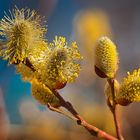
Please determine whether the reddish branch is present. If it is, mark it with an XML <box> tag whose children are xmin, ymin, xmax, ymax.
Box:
<box><xmin>112</xmin><ymin>107</ymin><xmax>122</xmax><ymax>140</ymax></box>
<box><xmin>15</xmin><ymin>58</ymin><xmax>118</xmax><ymax>140</ymax></box>
<box><xmin>52</xmin><ymin>90</ymin><xmax>117</xmax><ymax>140</ymax></box>
<box><xmin>107</xmin><ymin>79</ymin><xmax>123</xmax><ymax>140</ymax></box>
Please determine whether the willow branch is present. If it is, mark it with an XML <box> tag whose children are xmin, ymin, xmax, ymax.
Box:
<box><xmin>15</xmin><ymin>58</ymin><xmax>117</xmax><ymax>140</ymax></box>
<box><xmin>107</xmin><ymin>79</ymin><xmax>123</xmax><ymax>140</ymax></box>
<box><xmin>52</xmin><ymin>90</ymin><xmax>117</xmax><ymax>140</ymax></box>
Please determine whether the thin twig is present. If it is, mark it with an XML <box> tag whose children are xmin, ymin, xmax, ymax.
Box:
<box><xmin>112</xmin><ymin>106</ymin><xmax>123</xmax><ymax>140</ymax></box>
<box><xmin>52</xmin><ymin>90</ymin><xmax>117</xmax><ymax>140</ymax></box>
<box><xmin>47</xmin><ymin>103</ymin><xmax>77</xmax><ymax>121</ymax></box>
<box><xmin>12</xmin><ymin>58</ymin><xmax>35</xmax><ymax>72</ymax></box>
<box><xmin>52</xmin><ymin>90</ymin><xmax>82</xmax><ymax>120</ymax></box>
<box><xmin>107</xmin><ymin>79</ymin><xmax>123</xmax><ymax>140</ymax></box>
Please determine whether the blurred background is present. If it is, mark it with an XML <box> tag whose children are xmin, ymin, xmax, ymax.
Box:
<box><xmin>0</xmin><ymin>0</ymin><xmax>140</xmax><ymax>139</ymax></box>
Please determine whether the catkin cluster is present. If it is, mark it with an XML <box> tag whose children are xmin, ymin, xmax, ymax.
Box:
<box><xmin>0</xmin><ymin>7</ymin><xmax>82</xmax><ymax>107</ymax></box>
<box><xmin>94</xmin><ymin>36</ymin><xmax>140</xmax><ymax>106</ymax></box>
<box><xmin>1</xmin><ymin>7</ymin><xmax>140</xmax><ymax>108</ymax></box>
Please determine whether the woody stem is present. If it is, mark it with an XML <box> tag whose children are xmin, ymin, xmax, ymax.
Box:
<box><xmin>107</xmin><ymin>79</ymin><xmax>123</xmax><ymax>140</ymax></box>
<box><xmin>52</xmin><ymin>90</ymin><xmax>117</xmax><ymax>140</ymax></box>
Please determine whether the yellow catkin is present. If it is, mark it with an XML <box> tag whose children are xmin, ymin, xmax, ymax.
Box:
<box><xmin>16</xmin><ymin>41</ymin><xmax>49</xmax><ymax>82</ymax></box>
<box><xmin>16</xmin><ymin>36</ymin><xmax>82</xmax><ymax>90</ymax></box>
<box><xmin>116</xmin><ymin>69</ymin><xmax>140</xmax><ymax>102</ymax></box>
<box><xmin>94</xmin><ymin>36</ymin><xmax>118</xmax><ymax>78</ymax></box>
<box><xmin>16</xmin><ymin>63</ymin><xmax>36</xmax><ymax>82</ymax></box>
<box><xmin>28</xmin><ymin>41</ymin><xmax>49</xmax><ymax>70</ymax></box>
<box><xmin>37</xmin><ymin>36</ymin><xmax>82</xmax><ymax>89</ymax></box>
<box><xmin>31</xmin><ymin>79</ymin><xmax>60</xmax><ymax>107</ymax></box>
<box><xmin>0</xmin><ymin>7</ymin><xmax>46</xmax><ymax>64</ymax></box>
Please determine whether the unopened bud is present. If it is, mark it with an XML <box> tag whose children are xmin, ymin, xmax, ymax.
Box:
<box><xmin>104</xmin><ymin>79</ymin><xmax>120</xmax><ymax>107</ymax></box>
<box><xmin>94</xmin><ymin>37</ymin><xmax>119</xmax><ymax>78</ymax></box>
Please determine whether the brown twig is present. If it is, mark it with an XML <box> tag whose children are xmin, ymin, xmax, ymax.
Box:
<box><xmin>47</xmin><ymin>103</ymin><xmax>77</xmax><ymax>121</ymax></box>
<box><xmin>52</xmin><ymin>90</ymin><xmax>117</xmax><ymax>140</ymax></box>
<box><xmin>112</xmin><ymin>106</ymin><xmax>123</xmax><ymax>140</ymax></box>
<box><xmin>12</xmin><ymin>58</ymin><xmax>35</xmax><ymax>72</ymax></box>
<box><xmin>107</xmin><ymin>79</ymin><xmax>123</xmax><ymax>140</ymax></box>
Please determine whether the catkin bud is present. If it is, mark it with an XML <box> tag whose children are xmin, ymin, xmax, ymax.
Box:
<box><xmin>94</xmin><ymin>37</ymin><xmax>119</xmax><ymax>78</ymax></box>
<box><xmin>31</xmin><ymin>79</ymin><xmax>60</xmax><ymax>108</ymax></box>
<box><xmin>104</xmin><ymin>80</ymin><xmax>120</xmax><ymax>107</ymax></box>
<box><xmin>116</xmin><ymin>69</ymin><xmax>140</xmax><ymax>106</ymax></box>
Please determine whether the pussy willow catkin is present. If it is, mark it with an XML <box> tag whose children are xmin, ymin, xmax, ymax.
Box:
<box><xmin>94</xmin><ymin>36</ymin><xmax>118</xmax><ymax>78</ymax></box>
<box><xmin>31</xmin><ymin>79</ymin><xmax>60</xmax><ymax>107</ymax></box>
<box><xmin>0</xmin><ymin>7</ymin><xmax>46</xmax><ymax>64</ymax></box>
<box><xmin>116</xmin><ymin>69</ymin><xmax>140</xmax><ymax>105</ymax></box>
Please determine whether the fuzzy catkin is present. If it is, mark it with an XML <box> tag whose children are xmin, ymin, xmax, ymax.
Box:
<box><xmin>31</xmin><ymin>79</ymin><xmax>60</xmax><ymax>107</ymax></box>
<box><xmin>94</xmin><ymin>36</ymin><xmax>118</xmax><ymax>78</ymax></box>
<box><xmin>117</xmin><ymin>69</ymin><xmax>140</xmax><ymax>103</ymax></box>
<box><xmin>37</xmin><ymin>36</ymin><xmax>82</xmax><ymax>89</ymax></box>
<box><xmin>0</xmin><ymin>7</ymin><xmax>46</xmax><ymax>64</ymax></box>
